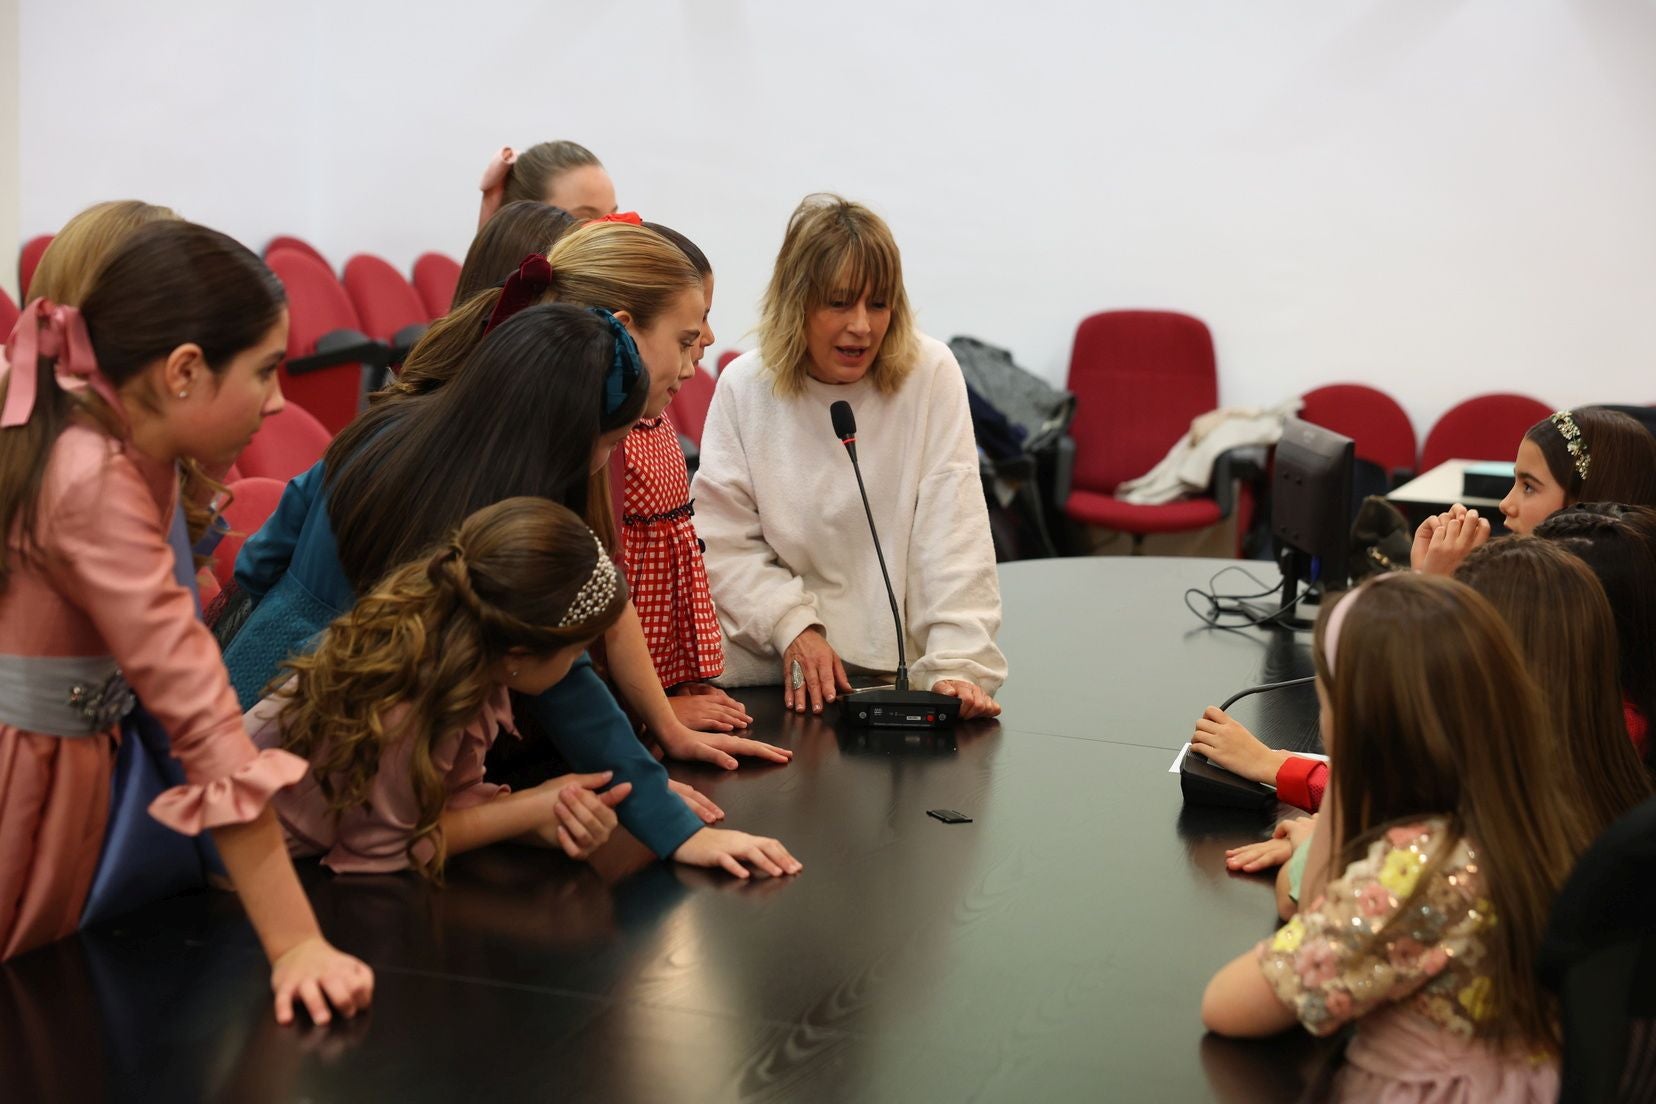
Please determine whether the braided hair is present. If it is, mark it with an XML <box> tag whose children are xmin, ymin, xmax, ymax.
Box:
<box><xmin>274</xmin><ymin>497</ymin><xmax>628</xmax><ymax>879</ymax></box>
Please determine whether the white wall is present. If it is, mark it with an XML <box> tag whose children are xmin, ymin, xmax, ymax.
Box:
<box><xmin>19</xmin><ymin>0</ymin><xmax>1656</xmax><ymax>436</ymax></box>
<box><xmin>1</xmin><ymin>0</ymin><xmax>19</xmax><ymax>302</ymax></box>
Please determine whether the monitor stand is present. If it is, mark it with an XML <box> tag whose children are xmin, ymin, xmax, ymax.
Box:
<box><xmin>1234</xmin><ymin>549</ymin><xmax>1322</xmax><ymax>631</ymax></box>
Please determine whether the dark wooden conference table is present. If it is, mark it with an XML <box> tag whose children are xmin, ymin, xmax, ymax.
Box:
<box><xmin>0</xmin><ymin>557</ymin><xmax>1335</xmax><ymax>1103</ymax></box>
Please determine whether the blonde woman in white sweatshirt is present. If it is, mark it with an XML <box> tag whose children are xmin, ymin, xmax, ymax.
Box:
<box><xmin>692</xmin><ymin>194</ymin><xmax>1006</xmax><ymax>719</ymax></box>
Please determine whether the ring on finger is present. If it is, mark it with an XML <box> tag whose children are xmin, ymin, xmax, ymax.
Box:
<box><xmin>790</xmin><ymin>660</ymin><xmax>804</xmax><ymax>690</ymax></box>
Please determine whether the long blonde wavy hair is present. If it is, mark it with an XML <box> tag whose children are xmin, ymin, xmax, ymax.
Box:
<box><xmin>757</xmin><ymin>194</ymin><xmax>920</xmax><ymax>398</ymax></box>
<box><xmin>275</xmin><ymin>497</ymin><xmax>629</xmax><ymax>880</ymax></box>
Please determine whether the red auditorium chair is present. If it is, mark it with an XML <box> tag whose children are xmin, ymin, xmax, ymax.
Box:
<box><xmin>1298</xmin><ymin>383</ymin><xmax>1417</xmax><ymax>489</ymax></box>
<box><xmin>1062</xmin><ymin>310</ymin><xmax>1255</xmax><ymax>551</ymax></box>
<box><xmin>210</xmin><ymin>477</ymin><xmax>288</xmax><ymax>590</ymax></box>
<box><xmin>411</xmin><ymin>252</ymin><xmax>462</xmax><ymax>318</ymax></box>
<box><xmin>671</xmin><ymin>366</ymin><xmax>718</xmax><ymax>449</ymax></box>
<box><xmin>1420</xmin><ymin>393</ymin><xmax>1552</xmax><ymax>471</ymax></box>
<box><xmin>263</xmin><ymin>235</ymin><xmax>330</xmax><ymax>271</ymax></box>
<box><xmin>0</xmin><ymin>286</ymin><xmax>18</xmax><ymax>337</ymax></box>
<box><xmin>342</xmin><ymin>254</ymin><xmax>429</xmax><ymax>371</ymax></box>
<box><xmin>18</xmin><ymin>234</ymin><xmax>54</xmax><ymax>298</ymax></box>
<box><xmin>235</xmin><ymin>401</ymin><xmax>333</xmax><ymax>483</ymax></box>
<box><xmin>264</xmin><ymin>248</ymin><xmax>388</xmax><ymax>434</ymax></box>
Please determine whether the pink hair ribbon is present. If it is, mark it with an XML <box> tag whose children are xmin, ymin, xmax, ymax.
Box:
<box><xmin>1</xmin><ymin>299</ymin><xmax>122</xmax><ymax>429</ymax></box>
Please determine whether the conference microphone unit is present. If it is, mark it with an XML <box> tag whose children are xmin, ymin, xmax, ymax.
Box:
<box><xmin>830</xmin><ymin>400</ymin><xmax>959</xmax><ymax>730</ymax></box>
<box><xmin>1179</xmin><ymin>676</ymin><xmax>1317</xmax><ymax>809</ymax></box>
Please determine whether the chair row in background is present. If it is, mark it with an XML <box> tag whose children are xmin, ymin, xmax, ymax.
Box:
<box><xmin>1053</xmin><ymin>309</ymin><xmax>1654</xmax><ymax>559</ymax></box>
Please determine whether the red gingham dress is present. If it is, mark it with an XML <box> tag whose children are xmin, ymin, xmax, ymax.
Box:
<box><xmin>621</xmin><ymin>417</ymin><xmax>724</xmax><ymax>688</ymax></box>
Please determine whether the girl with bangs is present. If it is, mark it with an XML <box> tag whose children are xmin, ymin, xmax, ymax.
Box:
<box><xmin>1203</xmin><ymin>573</ymin><xmax>1583</xmax><ymax>1100</ymax></box>
<box><xmin>694</xmin><ymin>194</ymin><xmax>1007</xmax><ymax>718</ymax></box>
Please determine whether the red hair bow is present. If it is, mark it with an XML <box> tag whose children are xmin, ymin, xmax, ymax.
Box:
<box><xmin>483</xmin><ymin>254</ymin><xmax>554</xmax><ymax>335</ymax></box>
<box><xmin>1</xmin><ymin>299</ymin><xmax>121</xmax><ymax>428</ymax></box>
<box><xmin>591</xmin><ymin>212</ymin><xmax>643</xmax><ymax>226</ymax></box>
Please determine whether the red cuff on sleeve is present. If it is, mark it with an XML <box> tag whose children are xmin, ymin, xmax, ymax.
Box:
<box><xmin>1275</xmin><ymin>756</ymin><xmax>1327</xmax><ymax>812</ymax></box>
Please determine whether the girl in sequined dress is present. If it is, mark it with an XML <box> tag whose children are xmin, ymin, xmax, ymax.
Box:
<box><xmin>1202</xmin><ymin>573</ymin><xmax>1585</xmax><ymax>1102</ymax></box>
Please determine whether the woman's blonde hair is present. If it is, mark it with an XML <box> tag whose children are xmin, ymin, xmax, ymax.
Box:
<box><xmin>276</xmin><ymin>497</ymin><xmax>628</xmax><ymax>881</ymax></box>
<box><xmin>27</xmin><ymin>200</ymin><xmax>178</xmax><ymax>305</ymax></box>
<box><xmin>757</xmin><ymin>194</ymin><xmax>919</xmax><ymax>398</ymax></box>
<box><xmin>1315</xmin><ymin>572</ymin><xmax>1594</xmax><ymax>1053</ymax></box>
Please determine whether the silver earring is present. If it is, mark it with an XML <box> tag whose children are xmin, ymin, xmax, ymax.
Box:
<box><xmin>177</xmin><ymin>390</ymin><xmax>188</xmax><ymax>399</ymax></box>
<box><xmin>510</xmin><ymin>669</ymin><xmax>519</xmax><ymax>678</ymax></box>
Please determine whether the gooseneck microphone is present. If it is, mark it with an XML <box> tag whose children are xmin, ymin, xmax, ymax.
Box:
<box><xmin>830</xmin><ymin>401</ymin><xmax>958</xmax><ymax>729</ymax></box>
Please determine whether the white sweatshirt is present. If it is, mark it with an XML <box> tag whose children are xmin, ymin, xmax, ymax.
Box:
<box><xmin>692</xmin><ymin>334</ymin><xmax>1007</xmax><ymax>694</ymax></box>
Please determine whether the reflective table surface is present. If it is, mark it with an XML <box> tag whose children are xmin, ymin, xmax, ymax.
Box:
<box><xmin>0</xmin><ymin>557</ymin><xmax>1332</xmax><ymax>1102</ymax></box>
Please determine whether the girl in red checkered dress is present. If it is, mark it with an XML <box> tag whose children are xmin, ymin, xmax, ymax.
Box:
<box><xmin>622</xmin><ymin>224</ymin><xmax>779</xmax><ymax>746</ymax></box>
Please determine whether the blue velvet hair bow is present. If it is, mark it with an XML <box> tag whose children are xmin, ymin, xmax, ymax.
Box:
<box><xmin>590</xmin><ymin>307</ymin><xmax>644</xmax><ymax>418</ymax></box>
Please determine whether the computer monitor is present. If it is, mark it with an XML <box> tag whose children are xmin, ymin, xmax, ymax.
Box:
<box><xmin>1270</xmin><ymin>417</ymin><xmax>1355</xmax><ymax>625</ymax></box>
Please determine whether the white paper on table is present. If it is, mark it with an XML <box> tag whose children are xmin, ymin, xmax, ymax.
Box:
<box><xmin>1169</xmin><ymin>743</ymin><xmax>1330</xmax><ymax>774</ymax></box>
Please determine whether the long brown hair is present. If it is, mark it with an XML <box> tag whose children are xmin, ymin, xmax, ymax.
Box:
<box><xmin>325</xmin><ymin>304</ymin><xmax>646</xmax><ymax>592</ymax></box>
<box><xmin>0</xmin><ymin>221</ymin><xmax>284</xmax><ymax>590</ymax></box>
<box><xmin>392</xmin><ymin>221</ymin><xmax>698</xmax><ymax>401</ymax></box>
<box><xmin>1315</xmin><ymin>572</ymin><xmax>1588</xmax><ymax>1052</ymax></box>
<box><xmin>1536</xmin><ymin>504</ymin><xmax>1656</xmax><ymax>749</ymax></box>
<box><xmin>757</xmin><ymin>194</ymin><xmax>920</xmax><ymax>398</ymax></box>
<box><xmin>450</xmin><ymin>200</ymin><xmax>580</xmax><ymax>309</ymax></box>
<box><xmin>277</xmin><ymin>497</ymin><xmax>628</xmax><ymax>880</ymax></box>
<box><xmin>22</xmin><ymin>200</ymin><xmax>233</xmax><ymax>564</ymax></box>
<box><xmin>1523</xmin><ymin>407</ymin><xmax>1656</xmax><ymax>510</ymax></box>
<box><xmin>1455</xmin><ymin>536</ymin><xmax>1651</xmax><ymax>823</ymax></box>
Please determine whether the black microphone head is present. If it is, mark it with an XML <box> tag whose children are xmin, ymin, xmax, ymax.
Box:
<box><xmin>830</xmin><ymin>400</ymin><xmax>856</xmax><ymax>441</ymax></box>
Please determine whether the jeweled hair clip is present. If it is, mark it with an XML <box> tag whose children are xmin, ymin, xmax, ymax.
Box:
<box><xmin>1550</xmin><ymin>409</ymin><xmax>1591</xmax><ymax>481</ymax></box>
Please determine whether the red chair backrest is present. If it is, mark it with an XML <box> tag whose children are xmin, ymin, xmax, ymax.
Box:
<box><xmin>1299</xmin><ymin>384</ymin><xmax>1418</xmax><ymax>475</ymax></box>
<box><xmin>671</xmin><ymin>366</ymin><xmax>718</xmax><ymax>448</ymax></box>
<box><xmin>0</xmin><ymin>285</ymin><xmax>18</xmax><ymax>338</ymax></box>
<box><xmin>342</xmin><ymin>254</ymin><xmax>428</xmax><ymax>344</ymax></box>
<box><xmin>212</xmin><ymin>477</ymin><xmax>288</xmax><ymax>589</ymax></box>
<box><xmin>235</xmin><ymin>400</ymin><xmax>333</xmax><ymax>483</ymax></box>
<box><xmin>263</xmin><ymin>235</ymin><xmax>330</xmax><ymax>272</ymax></box>
<box><xmin>265</xmin><ymin>248</ymin><xmax>367</xmax><ymax>434</ymax></box>
<box><xmin>411</xmin><ymin>253</ymin><xmax>462</xmax><ymax>319</ymax></box>
<box><xmin>1065</xmin><ymin>310</ymin><xmax>1218</xmax><ymax>494</ymax></box>
<box><xmin>18</xmin><ymin>234</ymin><xmax>54</xmax><ymax>298</ymax></box>
<box><xmin>1420</xmin><ymin>393</ymin><xmax>1552</xmax><ymax>470</ymax></box>
<box><xmin>716</xmin><ymin>349</ymin><xmax>742</xmax><ymax>375</ymax></box>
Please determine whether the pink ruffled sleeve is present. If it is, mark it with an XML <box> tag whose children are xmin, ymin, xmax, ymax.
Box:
<box><xmin>40</xmin><ymin>443</ymin><xmax>300</xmax><ymax>834</ymax></box>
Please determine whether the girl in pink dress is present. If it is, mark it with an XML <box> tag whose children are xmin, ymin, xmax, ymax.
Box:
<box><xmin>1202</xmin><ymin>573</ymin><xmax>1586</xmax><ymax>1102</ymax></box>
<box><xmin>0</xmin><ymin>221</ymin><xmax>372</xmax><ymax>1025</ymax></box>
<box><xmin>248</xmin><ymin>498</ymin><xmax>637</xmax><ymax>878</ymax></box>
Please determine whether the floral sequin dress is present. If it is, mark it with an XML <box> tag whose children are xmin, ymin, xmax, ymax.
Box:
<box><xmin>1257</xmin><ymin>819</ymin><xmax>1559</xmax><ymax>1103</ymax></box>
<box><xmin>620</xmin><ymin>417</ymin><xmax>723</xmax><ymax>689</ymax></box>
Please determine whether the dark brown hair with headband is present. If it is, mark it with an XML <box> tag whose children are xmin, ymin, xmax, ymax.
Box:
<box><xmin>1522</xmin><ymin>406</ymin><xmax>1656</xmax><ymax>511</ymax></box>
<box><xmin>1314</xmin><ymin>572</ymin><xmax>1597</xmax><ymax>1052</ymax></box>
<box><xmin>0</xmin><ymin>221</ymin><xmax>284</xmax><ymax>590</ymax></box>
